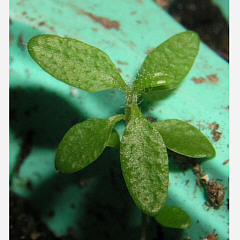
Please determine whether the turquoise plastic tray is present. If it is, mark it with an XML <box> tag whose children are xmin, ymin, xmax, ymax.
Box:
<box><xmin>10</xmin><ymin>0</ymin><xmax>229</xmax><ymax>239</ymax></box>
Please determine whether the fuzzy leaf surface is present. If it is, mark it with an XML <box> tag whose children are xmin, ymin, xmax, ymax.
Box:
<box><xmin>153</xmin><ymin>119</ymin><xmax>216</xmax><ymax>158</ymax></box>
<box><xmin>55</xmin><ymin>115</ymin><xmax>123</xmax><ymax>173</ymax></box>
<box><xmin>155</xmin><ymin>206</ymin><xmax>192</xmax><ymax>229</ymax></box>
<box><xmin>134</xmin><ymin>31</ymin><xmax>200</xmax><ymax>92</ymax></box>
<box><xmin>120</xmin><ymin>104</ymin><xmax>168</xmax><ymax>216</ymax></box>
<box><xmin>28</xmin><ymin>35</ymin><xmax>127</xmax><ymax>92</ymax></box>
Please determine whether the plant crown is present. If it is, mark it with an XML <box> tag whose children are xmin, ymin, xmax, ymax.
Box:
<box><xmin>27</xmin><ymin>31</ymin><xmax>215</xmax><ymax>229</ymax></box>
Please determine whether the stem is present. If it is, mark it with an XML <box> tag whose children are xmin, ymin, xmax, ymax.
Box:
<box><xmin>125</xmin><ymin>88</ymin><xmax>138</xmax><ymax>124</ymax></box>
<box><xmin>141</xmin><ymin>212</ymin><xmax>147</xmax><ymax>240</ymax></box>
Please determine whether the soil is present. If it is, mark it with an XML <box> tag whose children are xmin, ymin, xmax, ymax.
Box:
<box><xmin>167</xmin><ymin>0</ymin><xmax>229</xmax><ymax>61</ymax></box>
<box><xmin>208</xmin><ymin>122</ymin><xmax>222</xmax><ymax>142</ymax></box>
<box><xmin>10</xmin><ymin>192</ymin><xmax>76</xmax><ymax>240</ymax></box>
<box><xmin>192</xmin><ymin>164</ymin><xmax>225</xmax><ymax>209</ymax></box>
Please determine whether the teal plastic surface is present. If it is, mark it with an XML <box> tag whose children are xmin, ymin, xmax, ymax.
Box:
<box><xmin>214</xmin><ymin>0</ymin><xmax>229</xmax><ymax>22</ymax></box>
<box><xmin>10</xmin><ymin>0</ymin><xmax>229</xmax><ymax>239</ymax></box>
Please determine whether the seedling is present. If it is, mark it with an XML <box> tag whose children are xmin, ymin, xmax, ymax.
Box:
<box><xmin>27</xmin><ymin>31</ymin><xmax>215</xmax><ymax>232</ymax></box>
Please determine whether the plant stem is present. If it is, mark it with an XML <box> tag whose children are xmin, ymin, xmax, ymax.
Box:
<box><xmin>141</xmin><ymin>212</ymin><xmax>147</xmax><ymax>240</ymax></box>
<box><xmin>125</xmin><ymin>89</ymin><xmax>138</xmax><ymax>124</ymax></box>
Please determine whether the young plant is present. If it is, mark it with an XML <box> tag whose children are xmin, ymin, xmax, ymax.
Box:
<box><xmin>27</xmin><ymin>31</ymin><xmax>215</xmax><ymax>231</ymax></box>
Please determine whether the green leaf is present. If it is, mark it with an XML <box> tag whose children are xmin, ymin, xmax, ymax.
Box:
<box><xmin>55</xmin><ymin>115</ymin><xmax>124</xmax><ymax>173</ymax></box>
<box><xmin>120</xmin><ymin>104</ymin><xmax>168</xmax><ymax>216</ymax></box>
<box><xmin>28</xmin><ymin>34</ymin><xmax>127</xmax><ymax>92</ymax></box>
<box><xmin>153</xmin><ymin>119</ymin><xmax>216</xmax><ymax>158</ymax></box>
<box><xmin>133</xmin><ymin>31</ymin><xmax>200</xmax><ymax>92</ymax></box>
<box><xmin>155</xmin><ymin>206</ymin><xmax>192</xmax><ymax>229</ymax></box>
<box><xmin>106</xmin><ymin>129</ymin><xmax>120</xmax><ymax>148</ymax></box>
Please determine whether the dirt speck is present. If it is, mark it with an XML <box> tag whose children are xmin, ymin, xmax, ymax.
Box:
<box><xmin>117</xmin><ymin>68</ymin><xmax>122</xmax><ymax>73</ymax></box>
<box><xmin>82</xmin><ymin>11</ymin><xmax>120</xmax><ymax>30</ymax></box>
<box><xmin>208</xmin><ymin>121</ymin><xmax>222</xmax><ymax>142</ymax></box>
<box><xmin>206</xmin><ymin>181</ymin><xmax>225</xmax><ymax>209</ymax></box>
<box><xmin>223</xmin><ymin>159</ymin><xmax>229</xmax><ymax>165</ymax></box>
<box><xmin>145</xmin><ymin>48</ymin><xmax>155</xmax><ymax>54</ymax></box>
<box><xmin>213</xmin><ymin>132</ymin><xmax>222</xmax><ymax>141</ymax></box>
<box><xmin>38</xmin><ymin>21</ymin><xmax>46</xmax><ymax>26</ymax></box>
<box><xmin>117</xmin><ymin>60</ymin><xmax>128</xmax><ymax>65</ymax></box>
<box><xmin>193</xmin><ymin>164</ymin><xmax>225</xmax><ymax>209</ymax></box>
<box><xmin>192</xmin><ymin>74</ymin><xmax>219</xmax><ymax>84</ymax></box>
<box><xmin>155</xmin><ymin>0</ymin><xmax>171</xmax><ymax>9</ymax></box>
<box><xmin>191</xmin><ymin>77</ymin><xmax>206</xmax><ymax>84</ymax></box>
<box><xmin>130</xmin><ymin>11</ymin><xmax>137</xmax><ymax>15</ymax></box>
<box><xmin>201</xmin><ymin>232</ymin><xmax>218</xmax><ymax>240</ymax></box>
<box><xmin>18</xmin><ymin>34</ymin><xmax>26</xmax><ymax>48</ymax></box>
<box><xmin>207</xmin><ymin>74</ymin><xmax>219</xmax><ymax>83</ymax></box>
<box><xmin>22</xmin><ymin>11</ymin><xmax>27</xmax><ymax>15</ymax></box>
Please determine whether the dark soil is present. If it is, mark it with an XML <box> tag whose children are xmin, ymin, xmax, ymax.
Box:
<box><xmin>192</xmin><ymin>164</ymin><xmax>225</xmax><ymax>209</ymax></box>
<box><xmin>10</xmin><ymin>192</ymin><xmax>76</xmax><ymax>240</ymax></box>
<box><xmin>168</xmin><ymin>0</ymin><xmax>229</xmax><ymax>61</ymax></box>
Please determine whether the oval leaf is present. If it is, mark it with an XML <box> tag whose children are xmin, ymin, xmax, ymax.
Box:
<box><xmin>153</xmin><ymin>119</ymin><xmax>216</xmax><ymax>158</ymax></box>
<box><xmin>106</xmin><ymin>129</ymin><xmax>120</xmax><ymax>148</ymax></box>
<box><xmin>28</xmin><ymin>35</ymin><xmax>127</xmax><ymax>92</ymax></box>
<box><xmin>134</xmin><ymin>31</ymin><xmax>200</xmax><ymax>92</ymax></box>
<box><xmin>56</xmin><ymin>115</ymin><xmax>124</xmax><ymax>173</ymax></box>
<box><xmin>155</xmin><ymin>206</ymin><xmax>192</xmax><ymax>229</ymax></box>
<box><xmin>120</xmin><ymin>104</ymin><xmax>168</xmax><ymax>216</ymax></box>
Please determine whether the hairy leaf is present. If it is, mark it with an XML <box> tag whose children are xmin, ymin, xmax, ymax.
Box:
<box><xmin>106</xmin><ymin>129</ymin><xmax>120</xmax><ymax>148</ymax></box>
<box><xmin>153</xmin><ymin>119</ymin><xmax>216</xmax><ymax>158</ymax></box>
<box><xmin>155</xmin><ymin>206</ymin><xmax>192</xmax><ymax>229</ymax></box>
<box><xmin>28</xmin><ymin>35</ymin><xmax>127</xmax><ymax>92</ymax></box>
<box><xmin>55</xmin><ymin>115</ymin><xmax>124</xmax><ymax>173</ymax></box>
<box><xmin>120</xmin><ymin>104</ymin><xmax>168</xmax><ymax>216</ymax></box>
<box><xmin>134</xmin><ymin>31</ymin><xmax>200</xmax><ymax>92</ymax></box>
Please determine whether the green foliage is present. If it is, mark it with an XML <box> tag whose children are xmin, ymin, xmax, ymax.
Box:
<box><xmin>120</xmin><ymin>104</ymin><xmax>168</xmax><ymax>216</ymax></box>
<box><xmin>153</xmin><ymin>119</ymin><xmax>216</xmax><ymax>158</ymax></box>
<box><xmin>27</xmin><ymin>31</ymin><xmax>215</xmax><ymax>230</ymax></box>
<box><xmin>28</xmin><ymin>35</ymin><xmax>127</xmax><ymax>92</ymax></box>
<box><xmin>55</xmin><ymin>115</ymin><xmax>124</xmax><ymax>173</ymax></box>
<box><xmin>155</xmin><ymin>206</ymin><xmax>192</xmax><ymax>229</ymax></box>
<box><xmin>133</xmin><ymin>31</ymin><xmax>200</xmax><ymax>92</ymax></box>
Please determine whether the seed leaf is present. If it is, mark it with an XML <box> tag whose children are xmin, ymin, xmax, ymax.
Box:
<box><xmin>153</xmin><ymin>119</ymin><xmax>216</xmax><ymax>158</ymax></box>
<box><xmin>120</xmin><ymin>104</ymin><xmax>168</xmax><ymax>216</ymax></box>
<box><xmin>28</xmin><ymin>35</ymin><xmax>127</xmax><ymax>92</ymax></box>
<box><xmin>106</xmin><ymin>129</ymin><xmax>120</xmax><ymax>148</ymax></box>
<box><xmin>55</xmin><ymin>115</ymin><xmax>124</xmax><ymax>173</ymax></box>
<box><xmin>155</xmin><ymin>206</ymin><xmax>192</xmax><ymax>229</ymax></box>
<box><xmin>134</xmin><ymin>31</ymin><xmax>200</xmax><ymax>92</ymax></box>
